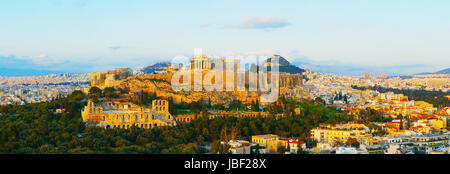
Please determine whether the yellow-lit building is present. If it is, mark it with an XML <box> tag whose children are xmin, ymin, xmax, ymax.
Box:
<box><xmin>266</xmin><ymin>139</ymin><xmax>289</xmax><ymax>153</ymax></box>
<box><xmin>311</xmin><ymin>123</ymin><xmax>372</xmax><ymax>145</ymax></box>
<box><xmin>252</xmin><ymin>135</ymin><xmax>306</xmax><ymax>153</ymax></box>
<box><xmin>251</xmin><ymin>134</ymin><xmax>293</xmax><ymax>153</ymax></box>
<box><xmin>251</xmin><ymin>134</ymin><xmax>278</xmax><ymax>147</ymax></box>
<box><xmin>415</xmin><ymin>101</ymin><xmax>434</xmax><ymax>108</ymax></box>
<box><xmin>91</xmin><ymin>68</ymin><xmax>132</xmax><ymax>89</ymax></box>
<box><xmin>311</xmin><ymin>129</ymin><xmax>349</xmax><ymax>142</ymax></box>
<box><xmin>81</xmin><ymin>99</ymin><xmax>176</xmax><ymax>129</ymax></box>
<box><xmin>430</xmin><ymin>118</ymin><xmax>446</xmax><ymax>130</ymax></box>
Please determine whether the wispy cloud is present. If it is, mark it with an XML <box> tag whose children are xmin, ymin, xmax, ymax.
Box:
<box><xmin>108</xmin><ymin>46</ymin><xmax>128</xmax><ymax>51</ymax></box>
<box><xmin>237</xmin><ymin>16</ymin><xmax>291</xmax><ymax>31</ymax></box>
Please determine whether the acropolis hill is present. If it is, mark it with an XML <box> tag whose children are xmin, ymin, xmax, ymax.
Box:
<box><xmin>86</xmin><ymin>55</ymin><xmax>305</xmax><ymax>106</ymax></box>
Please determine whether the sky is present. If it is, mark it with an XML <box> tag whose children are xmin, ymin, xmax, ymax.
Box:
<box><xmin>0</xmin><ymin>0</ymin><xmax>449</xmax><ymax>75</ymax></box>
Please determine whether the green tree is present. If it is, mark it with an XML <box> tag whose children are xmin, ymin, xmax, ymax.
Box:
<box><xmin>88</xmin><ymin>87</ymin><xmax>102</xmax><ymax>102</ymax></box>
<box><xmin>103</xmin><ymin>87</ymin><xmax>117</xmax><ymax>99</ymax></box>
<box><xmin>398</xmin><ymin>114</ymin><xmax>404</xmax><ymax>130</ymax></box>
<box><xmin>314</xmin><ymin>97</ymin><xmax>326</xmax><ymax>105</ymax></box>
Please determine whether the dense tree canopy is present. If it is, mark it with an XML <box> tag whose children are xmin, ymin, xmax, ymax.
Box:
<box><xmin>103</xmin><ymin>87</ymin><xmax>117</xmax><ymax>99</ymax></box>
<box><xmin>88</xmin><ymin>87</ymin><xmax>102</xmax><ymax>102</ymax></box>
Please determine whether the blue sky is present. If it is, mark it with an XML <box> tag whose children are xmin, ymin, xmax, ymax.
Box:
<box><xmin>0</xmin><ymin>0</ymin><xmax>449</xmax><ymax>75</ymax></box>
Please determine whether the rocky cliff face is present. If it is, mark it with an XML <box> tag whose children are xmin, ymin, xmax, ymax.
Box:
<box><xmin>114</xmin><ymin>73</ymin><xmax>230</xmax><ymax>104</ymax></box>
<box><xmin>119</xmin><ymin>75</ymin><xmax>173</xmax><ymax>93</ymax></box>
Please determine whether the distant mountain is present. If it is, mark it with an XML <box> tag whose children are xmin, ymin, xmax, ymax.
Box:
<box><xmin>0</xmin><ymin>55</ymin><xmax>91</xmax><ymax>77</ymax></box>
<box><xmin>264</xmin><ymin>55</ymin><xmax>305</xmax><ymax>74</ymax></box>
<box><xmin>0</xmin><ymin>68</ymin><xmax>62</xmax><ymax>77</ymax></box>
<box><xmin>436</xmin><ymin>68</ymin><xmax>450</xmax><ymax>74</ymax></box>
<box><xmin>415</xmin><ymin>72</ymin><xmax>432</xmax><ymax>75</ymax></box>
<box><xmin>415</xmin><ymin>68</ymin><xmax>450</xmax><ymax>75</ymax></box>
<box><xmin>136</xmin><ymin>62</ymin><xmax>171</xmax><ymax>74</ymax></box>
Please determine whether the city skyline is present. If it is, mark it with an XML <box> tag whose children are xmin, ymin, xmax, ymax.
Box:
<box><xmin>1</xmin><ymin>0</ymin><xmax>450</xmax><ymax>75</ymax></box>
